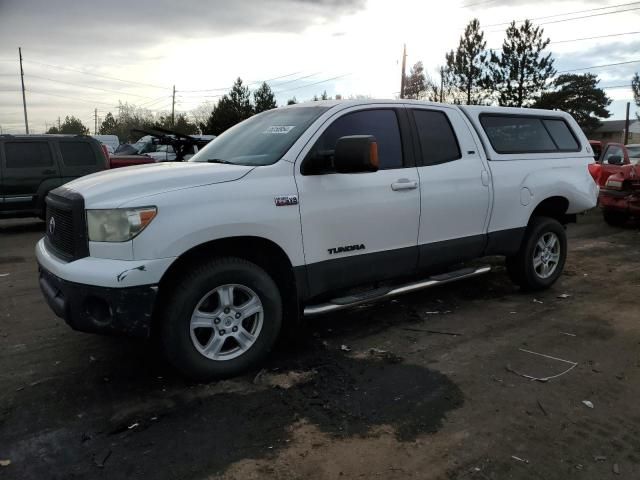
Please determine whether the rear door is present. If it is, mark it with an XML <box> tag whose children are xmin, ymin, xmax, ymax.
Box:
<box><xmin>409</xmin><ymin>105</ymin><xmax>491</xmax><ymax>271</ymax></box>
<box><xmin>56</xmin><ymin>138</ymin><xmax>104</xmax><ymax>182</ymax></box>
<box><xmin>1</xmin><ymin>139</ymin><xmax>59</xmax><ymax>214</ymax></box>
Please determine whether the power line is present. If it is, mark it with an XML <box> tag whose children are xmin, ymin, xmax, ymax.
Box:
<box><xmin>26</xmin><ymin>89</ymin><xmax>120</xmax><ymax>107</ymax></box>
<box><xmin>273</xmin><ymin>73</ymin><xmax>352</xmax><ymax>94</ymax></box>
<box><xmin>178</xmin><ymin>71</ymin><xmax>303</xmax><ymax>93</ymax></box>
<box><xmin>485</xmin><ymin>1</ymin><xmax>640</xmax><ymax>28</ymax></box>
<box><xmin>24</xmin><ymin>59</ymin><xmax>171</xmax><ymax>90</ymax></box>
<box><xmin>558</xmin><ymin>59</ymin><xmax>640</xmax><ymax>74</ymax></box>
<box><xmin>487</xmin><ymin>30</ymin><xmax>640</xmax><ymax>51</ymax></box>
<box><xmin>27</xmin><ymin>73</ymin><xmax>157</xmax><ymax>99</ymax></box>
<box><xmin>552</xmin><ymin>31</ymin><xmax>640</xmax><ymax>44</ymax></box>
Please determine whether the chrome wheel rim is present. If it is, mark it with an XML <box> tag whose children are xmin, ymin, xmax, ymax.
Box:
<box><xmin>532</xmin><ymin>232</ymin><xmax>561</xmax><ymax>279</ymax></box>
<box><xmin>189</xmin><ymin>284</ymin><xmax>264</xmax><ymax>361</ymax></box>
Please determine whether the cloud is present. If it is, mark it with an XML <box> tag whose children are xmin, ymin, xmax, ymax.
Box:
<box><xmin>0</xmin><ymin>0</ymin><xmax>365</xmax><ymax>60</ymax></box>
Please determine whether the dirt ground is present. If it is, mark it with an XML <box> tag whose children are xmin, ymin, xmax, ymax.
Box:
<box><xmin>0</xmin><ymin>211</ymin><xmax>639</xmax><ymax>480</ymax></box>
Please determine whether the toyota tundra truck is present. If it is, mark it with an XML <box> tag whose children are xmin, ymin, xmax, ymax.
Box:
<box><xmin>36</xmin><ymin>100</ymin><xmax>598</xmax><ymax>379</ymax></box>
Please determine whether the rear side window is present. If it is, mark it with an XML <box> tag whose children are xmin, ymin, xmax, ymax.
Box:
<box><xmin>4</xmin><ymin>142</ymin><xmax>53</xmax><ymax>168</ymax></box>
<box><xmin>412</xmin><ymin>109</ymin><xmax>461</xmax><ymax>165</ymax></box>
<box><xmin>543</xmin><ymin>119</ymin><xmax>579</xmax><ymax>150</ymax></box>
<box><xmin>59</xmin><ymin>142</ymin><xmax>96</xmax><ymax>166</ymax></box>
<box><xmin>309</xmin><ymin>109</ymin><xmax>403</xmax><ymax>170</ymax></box>
<box><xmin>480</xmin><ymin>115</ymin><xmax>580</xmax><ymax>154</ymax></box>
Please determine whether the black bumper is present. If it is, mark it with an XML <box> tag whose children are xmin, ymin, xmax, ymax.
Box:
<box><xmin>38</xmin><ymin>265</ymin><xmax>157</xmax><ymax>338</ymax></box>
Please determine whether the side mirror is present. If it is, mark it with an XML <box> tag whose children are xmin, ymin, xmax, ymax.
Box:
<box><xmin>334</xmin><ymin>135</ymin><xmax>379</xmax><ymax>173</ymax></box>
<box><xmin>608</xmin><ymin>155</ymin><xmax>623</xmax><ymax>165</ymax></box>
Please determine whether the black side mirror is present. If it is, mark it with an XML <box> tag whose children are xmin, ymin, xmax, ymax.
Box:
<box><xmin>608</xmin><ymin>155</ymin><xmax>623</xmax><ymax>165</ymax></box>
<box><xmin>334</xmin><ymin>135</ymin><xmax>379</xmax><ymax>173</ymax></box>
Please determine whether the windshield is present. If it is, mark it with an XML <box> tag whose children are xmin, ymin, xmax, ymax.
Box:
<box><xmin>190</xmin><ymin>106</ymin><xmax>329</xmax><ymax>166</ymax></box>
<box><xmin>628</xmin><ymin>146</ymin><xmax>640</xmax><ymax>164</ymax></box>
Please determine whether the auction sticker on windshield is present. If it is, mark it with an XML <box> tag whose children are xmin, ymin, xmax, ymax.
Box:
<box><xmin>264</xmin><ymin>126</ymin><xmax>295</xmax><ymax>134</ymax></box>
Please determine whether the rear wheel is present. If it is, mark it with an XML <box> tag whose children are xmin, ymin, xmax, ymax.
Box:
<box><xmin>160</xmin><ymin>257</ymin><xmax>282</xmax><ymax>380</ymax></box>
<box><xmin>506</xmin><ymin>216</ymin><xmax>567</xmax><ymax>291</ymax></box>
<box><xmin>603</xmin><ymin>209</ymin><xmax>628</xmax><ymax>227</ymax></box>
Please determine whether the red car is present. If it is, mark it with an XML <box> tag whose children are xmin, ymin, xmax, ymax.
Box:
<box><xmin>596</xmin><ymin>143</ymin><xmax>640</xmax><ymax>225</ymax></box>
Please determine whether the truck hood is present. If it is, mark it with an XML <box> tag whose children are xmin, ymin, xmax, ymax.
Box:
<box><xmin>64</xmin><ymin>161</ymin><xmax>254</xmax><ymax>208</ymax></box>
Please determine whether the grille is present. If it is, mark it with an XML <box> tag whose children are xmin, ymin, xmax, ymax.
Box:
<box><xmin>44</xmin><ymin>188</ymin><xmax>89</xmax><ymax>261</ymax></box>
<box><xmin>46</xmin><ymin>204</ymin><xmax>75</xmax><ymax>258</ymax></box>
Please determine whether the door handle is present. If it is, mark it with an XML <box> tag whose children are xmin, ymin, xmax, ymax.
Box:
<box><xmin>391</xmin><ymin>179</ymin><xmax>418</xmax><ymax>191</ymax></box>
<box><xmin>481</xmin><ymin>170</ymin><xmax>490</xmax><ymax>186</ymax></box>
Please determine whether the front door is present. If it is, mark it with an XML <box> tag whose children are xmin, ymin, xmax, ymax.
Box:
<box><xmin>296</xmin><ymin>107</ymin><xmax>420</xmax><ymax>298</ymax></box>
<box><xmin>409</xmin><ymin>106</ymin><xmax>491</xmax><ymax>271</ymax></box>
<box><xmin>599</xmin><ymin>143</ymin><xmax>628</xmax><ymax>186</ymax></box>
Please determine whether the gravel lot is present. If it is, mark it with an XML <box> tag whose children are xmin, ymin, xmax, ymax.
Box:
<box><xmin>0</xmin><ymin>211</ymin><xmax>639</xmax><ymax>480</ymax></box>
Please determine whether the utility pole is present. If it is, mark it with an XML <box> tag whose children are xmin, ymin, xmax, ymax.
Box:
<box><xmin>57</xmin><ymin>116</ymin><xmax>61</xmax><ymax>130</ymax></box>
<box><xmin>171</xmin><ymin>85</ymin><xmax>176</xmax><ymax>127</ymax></box>
<box><xmin>399</xmin><ymin>44</ymin><xmax>407</xmax><ymax>99</ymax></box>
<box><xmin>440</xmin><ymin>66</ymin><xmax>444</xmax><ymax>103</ymax></box>
<box><xmin>19</xmin><ymin>47</ymin><xmax>29</xmax><ymax>134</ymax></box>
<box><xmin>94</xmin><ymin>108</ymin><xmax>98</xmax><ymax>135</ymax></box>
<box><xmin>624</xmin><ymin>102</ymin><xmax>630</xmax><ymax>145</ymax></box>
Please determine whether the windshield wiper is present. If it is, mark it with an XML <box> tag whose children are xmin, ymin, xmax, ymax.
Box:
<box><xmin>206</xmin><ymin>158</ymin><xmax>233</xmax><ymax>164</ymax></box>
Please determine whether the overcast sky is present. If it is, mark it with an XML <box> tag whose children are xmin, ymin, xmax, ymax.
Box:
<box><xmin>0</xmin><ymin>0</ymin><xmax>638</xmax><ymax>134</ymax></box>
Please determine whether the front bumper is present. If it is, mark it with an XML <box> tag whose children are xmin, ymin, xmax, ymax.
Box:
<box><xmin>35</xmin><ymin>238</ymin><xmax>176</xmax><ymax>337</ymax></box>
<box><xmin>39</xmin><ymin>264</ymin><xmax>157</xmax><ymax>337</ymax></box>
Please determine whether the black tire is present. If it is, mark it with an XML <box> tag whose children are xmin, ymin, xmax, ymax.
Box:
<box><xmin>160</xmin><ymin>257</ymin><xmax>282</xmax><ymax>380</ymax></box>
<box><xmin>506</xmin><ymin>216</ymin><xmax>567</xmax><ymax>291</ymax></box>
<box><xmin>603</xmin><ymin>209</ymin><xmax>628</xmax><ymax>227</ymax></box>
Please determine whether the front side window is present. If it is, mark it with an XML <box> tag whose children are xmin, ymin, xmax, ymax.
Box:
<box><xmin>4</xmin><ymin>142</ymin><xmax>53</xmax><ymax>168</ymax></box>
<box><xmin>480</xmin><ymin>115</ymin><xmax>580</xmax><ymax>154</ymax></box>
<box><xmin>603</xmin><ymin>146</ymin><xmax>624</xmax><ymax>164</ymax></box>
<box><xmin>412</xmin><ymin>109</ymin><xmax>461</xmax><ymax>165</ymax></box>
<box><xmin>305</xmin><ymin>109</ymin><xmax>403</xmax><ymax>172</ymax></box>
<box><xmin>59</xmin><ymin>141</ymin><xmax>96</xmax><ymax>166</ymax></box>
<box><xmin>190</xmin><ymin>106</ymin><xmax>329</xmax><ymax>166</ymax></box>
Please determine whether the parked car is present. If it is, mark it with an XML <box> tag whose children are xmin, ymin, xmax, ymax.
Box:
<box><xmin>597</xmin><ymin>144</ymin><xmax>640</xmax><ymax>225</ymax></box>
<box><xmin>36</xmin><ymin>101</ymin><xmax>597</xmax><ymax>380</ymax></box>
<box><xmin>91</xmin><ymin>134</ymin><xmax>120</xmax><ymax>154</ymax></box>
<box><xmin>587</xmin><ymin>140</ymin><xmax>603</xmax><ymax>181</ymax></box>
<box><xmin>0</xmin><ymin>134</ymin><xmax>108</xmax><ymax>219</ymax></box>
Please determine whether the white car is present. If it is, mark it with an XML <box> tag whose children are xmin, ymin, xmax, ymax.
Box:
<box><xmin>37</xmin><ymin>100</ymin><xmax>597</xmax><ymax>379</ymax></box>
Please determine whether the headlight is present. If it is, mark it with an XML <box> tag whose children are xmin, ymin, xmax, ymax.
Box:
<box><xmin>87</xmin><ymin>207</ymin><xmax>157</xmax><ymax>242</ymax></box>
<box><xmin>605</xmin><ymin>178</ymin><xmax>624</xmax><ymax>190</ymax></box>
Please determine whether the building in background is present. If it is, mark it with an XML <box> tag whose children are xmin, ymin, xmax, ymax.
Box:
<box><xmin>590</xmin><ymin>119</ymin><xmax>640</xmax><ymax>144</ymax></box>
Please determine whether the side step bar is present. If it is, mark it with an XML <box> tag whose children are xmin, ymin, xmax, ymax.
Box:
<box><xmin>303</xmin><ymin>266</ymin><xmax>491</xmax><ymax>317</ymax></box>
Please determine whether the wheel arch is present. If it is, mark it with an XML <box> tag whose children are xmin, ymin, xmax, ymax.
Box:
<box><xmin>529</xmin><ymin>196</ymin><xmax>575</xmax><ymax>225</ymax></box>
<box><xmin>153</xmin><ymin>236</ymin><xmax>302</xmax><ymax>335</ymax></box>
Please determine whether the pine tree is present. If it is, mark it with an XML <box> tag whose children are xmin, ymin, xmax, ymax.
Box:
<box><xmin>201</xmin><ymin>78</ymin><xmax>255</xmax><ymax>135</ymax></box>
<box><xmin>445</xmin><ymin>19</ymin><xmax>490</xmax><ymax>105</ymax></box>
<box><xmin>99</xmin><ymin>112</ymin><xmax>118</xmax><ymax>135</ymax></box>
<box><xmin>253</xmin><ymin>82</ymin><xmax>277</xmax><ymax>113</ymax></box>
<box><xmin>404</xmin><ymin>61</ymin><xmax>427</xmax><ymax>100</ymax></box>
<box><xmin>46</xmin><ymin>116</ymin><xmax>89</xmax><ymax>135</ymax></box>
<box><xmin>287</xmin><ymin>97</ymin><xmax>298</xmax><ymax>105</ymax></box>
<box><xmin>491</xmin><ymin>20</ymin><xmax>555</xmax><ymax>107</ymax></box>
<box><xmin>535</xmin><ymin>74</ymin><xmax>611</xmax><ymax>134</ymax></box>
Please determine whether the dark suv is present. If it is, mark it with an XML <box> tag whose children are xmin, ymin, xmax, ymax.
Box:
<box><xmin>0</xmin><ymin>135</ymin><xmax>108</xmax><ymax>219</ymax></box>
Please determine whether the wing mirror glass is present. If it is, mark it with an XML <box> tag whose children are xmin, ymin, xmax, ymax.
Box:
<box><xmin>333</xmin><ymin>135</ymin><xmax>379</xmax><ymax>173</ymax></box>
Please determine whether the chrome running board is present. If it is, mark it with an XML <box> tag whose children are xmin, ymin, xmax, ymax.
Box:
<box><xmin>303</xmin><ymin>266</ymin><xmax>491</xmax><ymax>317</ymax></box>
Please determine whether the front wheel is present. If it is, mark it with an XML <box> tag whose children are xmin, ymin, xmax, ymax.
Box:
<box><xmin>506</xmin><ymin>216</ymin><xmax>567</xmax><ymax>291</ymax></box>
<box><xmin>160</xmin><ymin>257</ymin><xmax>282</xmax><ymax>380</ymax></box>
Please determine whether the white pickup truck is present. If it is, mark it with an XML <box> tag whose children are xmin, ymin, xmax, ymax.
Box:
<box><xmin>36</xmin><ymin>100</ymin><xmax>597</xmax><ymax>379</ymax></box>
